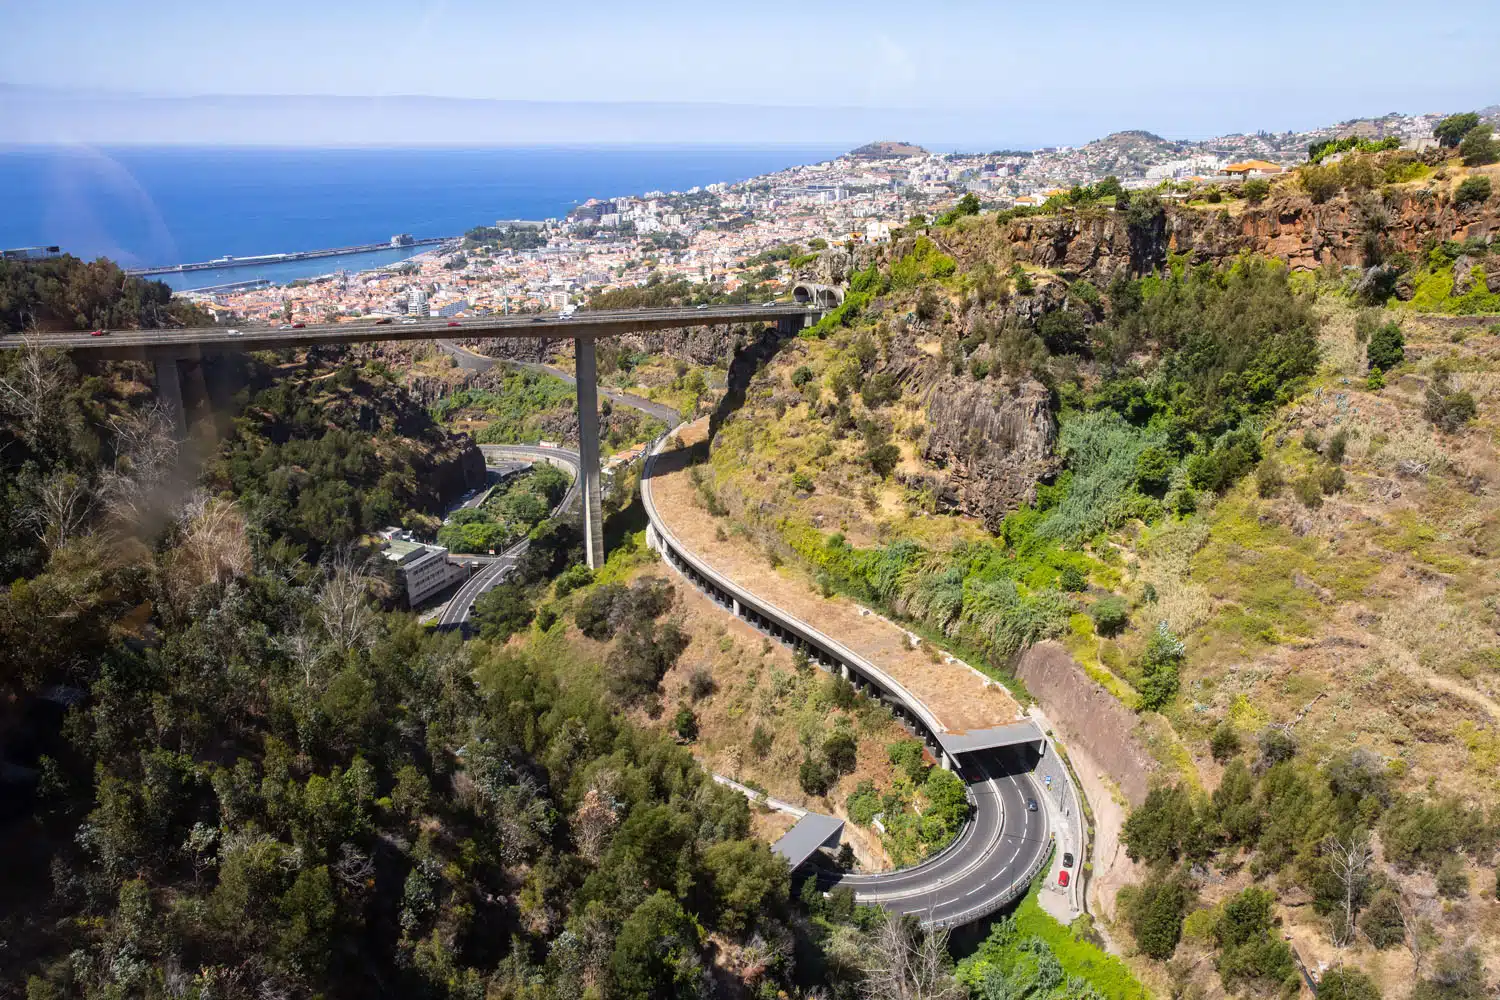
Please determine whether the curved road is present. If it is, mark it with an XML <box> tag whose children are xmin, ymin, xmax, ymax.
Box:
<box><xmin>638</xmin><ymin>434</ymin><xmax>1051</xmax><ymax>927</ymax></box>
<box><xmin>436</xmin><ymin>444</ymin><xmax>581</xmax><ymax>630</ymax></box>
<box><xmin>434</xmin><ymin>340</ymin><xmax>1051</xmax><ymax>925</ymax></box>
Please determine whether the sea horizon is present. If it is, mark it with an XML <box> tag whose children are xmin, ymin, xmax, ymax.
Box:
<box><xmin>0</xmin><ymin>143</ymin><xmax>850</xmax><ymax>273</ymax></box>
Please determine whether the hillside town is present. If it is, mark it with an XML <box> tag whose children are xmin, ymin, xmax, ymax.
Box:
<box><xmin>190</xmin><ymin>108</ymin><xmax>1490</xmax><ymax>326</ymax></box>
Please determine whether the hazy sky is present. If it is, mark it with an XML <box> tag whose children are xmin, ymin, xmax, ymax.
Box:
<box><xmin>5</xmin><ymin>0</ymin><xmax>1498</xmax><ymax>146</ymax></box>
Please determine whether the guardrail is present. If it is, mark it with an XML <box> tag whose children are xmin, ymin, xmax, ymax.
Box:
<box><xmin>929</xmin><ymin>834</ymin><xmax>1055</xmax><ymax>930</ymax></box>
<box><xmin>642</xmin><ymin>435</ymin><xmax>950</xmax><ymax>756</ymax></box>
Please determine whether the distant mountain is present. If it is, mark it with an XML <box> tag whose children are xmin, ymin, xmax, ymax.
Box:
<box><xmin>1073</xmin><ymin>130</ymin><xmax>1190</xmax><ymax>176</ymax></box>
<box><xmin>848</xmin><ymin>140</ymin><xmax>929</xmax><ymax>159</ymax></box>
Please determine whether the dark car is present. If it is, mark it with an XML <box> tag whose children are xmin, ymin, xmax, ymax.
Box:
<box><xmin>531</xmin><ymin>316</ymin><xmax>547</xmax><ymax>322</ymax></box>
<box><xmin>1062</xmin><ymin>852</ymin><xmax>1075</xmax><ymax>868</ymax></box>
<box><xmin>291</xmin><ymin>322</ymin><xmax>306</xmax><ymax>329</ymax></box>
<box><xmin>1026</xmin><ymin>798</ymin><xmax>1037</xmax><ymax>812</ymax></box>
<box><xmin>374</xmin><ymin>317</ymin><xmax>392</xmax><ymax>325</ymax></box>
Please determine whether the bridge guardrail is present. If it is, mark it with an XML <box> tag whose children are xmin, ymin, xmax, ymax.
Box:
<box><xmin>929</xmin><ymin>834</ymin><xmax>1054</xmax><ymax>930</ymax></box>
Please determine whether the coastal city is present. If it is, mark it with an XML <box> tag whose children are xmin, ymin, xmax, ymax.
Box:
<box><xmin>183</xmin><ymin>110</ymin><xmax>1459</xmax><ymax>325</ymax></box>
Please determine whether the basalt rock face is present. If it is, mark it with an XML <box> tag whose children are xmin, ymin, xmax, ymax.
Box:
<box><xmin>997</xmin><ymin>192</ymin><xmax>1500</xmax><ymax>285</ymax></box>
<box><xmin>920</xmin><ymin>376</ymin><xmax>1058</xmax><ymax>530</ymax></box>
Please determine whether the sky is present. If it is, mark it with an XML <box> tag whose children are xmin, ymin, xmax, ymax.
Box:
<box><xmin>4</xmin><ymin>0</ymin><xmax>1499</xmax><ymax>147</ymax></box>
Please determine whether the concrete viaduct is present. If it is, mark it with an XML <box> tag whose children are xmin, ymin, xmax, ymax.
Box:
<box><xmin>1</xmin><ymin>304</ymin><xmax>814</xmax><ymax>570</ymax></box>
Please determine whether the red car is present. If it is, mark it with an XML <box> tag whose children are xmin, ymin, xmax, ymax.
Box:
<box><xmin>374</xmin><ymin>317</ymin><xmax>393</xmax><ymax>325</ymax></box>
<box><xmin>447</xmin><ymin>321</ymin><xmax>460</xmax><ymax>327</ymax></box>
<box><xmin>291</xmin><ymin>322</ymin><xmax>306</xmax><ymax>329</ymax></box>
<box><xmin>89</xmin><ymin>329</ymin><xmax>107</xmax><ymax>337</ymax></box>
<box><xmin>1057</xmin><ymin>870</ymin><xmax>1070</xmax><ymax>887</ymax></box>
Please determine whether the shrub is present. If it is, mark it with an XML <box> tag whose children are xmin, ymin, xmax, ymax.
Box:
<box><xmin>1257</xmin><ymin>727</ymin><xmax>1297</xmax><ymax>768</ymax></box>
<box><xmin>888</xmin><ymin>739</ymin><xmax>928</xmax><ymax>783</ymax></box>
<box><xmin>798</xmin><ymin>755</ymin><xmax>833</xmax><ymax>796</ymax></box>
<box><xmin>1254</xmin><ymin>460</ymin><xmax>1284</xmax><ymax>498</ymax></box>
<box><xmin>1124</xmin><ymin>867</ymin><xmax>1190</xmax><ymax>959</ymax></box>
<box><xmin>554</xmin><ymin>563</ymin><xmax>594</xmax><ymax>598</ymax></box>
<box><xmin>791</xmin><ymin>365</ymin><xmax>814</xmax><ymax>387</ymax></box>
<box><xmin>1301</xmin><ymin>164</ymin><xmax>1342</xmax><ymax>203</ymax></box>
<box><xmin>1454</xmin><ymin>174</ymin><xmax>1493</xmax><ymax>207</ymax></box>
<box><xmin>1319</xmin><ymin>464</ymin><xmax>1346</xmax><ymax>495</ymax></box>
<box><xmin>672</xmin><ymin>705</ymin><xmax>698</xmax><ymax>742</ymax></box>
<box><xmin>1424</xmin><ymin>377</ymin><xmax>1477</xmax><ymax>432</ymax></box>
<box><xmin>1215</xmin><ymin>887</ymin><xmax>1295</xmax><ymax>990</ymax></box>
<box><xmin>821</xmin><ymin>731</ymin><xmax>857</xmax><ymax>778</ymax></box>
<box><xmin>1210</xmin><ymin>723</ymin><xmax>1241</xmax><ymax>763</ymax></box>
<box><xmin>687</xmin><ymin>668</ymin><xmax>717</xmax><ymax>702</ymax></box>
<box><xmin>1327</xmin><ymin>428</ymin><xmax>1348</xmax><ymax>463</ymax></box>
<box><xmin>1318</xmin><ymin>966</ymin><xmax>1382</xmax><ymax>1000</ymax></box>
<box><xmin>790</xmin><ymin>470</ymin><xmax>815</xmax><ymax>493</ymax></box>
<box><xmin>1090</xmin><ymin>595</ymin><xmax>1129</xmax><ymax>637</ymax></box>
<box><xmin>1358</xmin><ymin>889</ymin><xmax>1405</xmax><ymax>949</ymax></box>
<box><xmin>1242</xmin><ymin>178</ymin><xmax>1271</xmax><ymax>204</ymax></box>
<box><xmin>1459</xmin><ymin>128</ymin><xmax>1498</xmax><ymax>168</ymax></box>
<box><xmin>1058</xmin><ymin>566</ymin><xmax>1087</xmax><ymax>592</ymax></box>
<box><xmin>846</xmin><ymin>780</ymin><xmax>881</xmax><ymax>825</ymax></box>
<box><xmin>750</xmin><ymin>724</ymin><xmax>772</xmax><ymax>759</ymax></box>
<box><xmin>1435</xmin><ymin>855</ymin><xmax>1469</xmax><ymax>898</ymax></box>
<box><xmin>1293</xmin><ymin>475</ymin><xmax>1323</xmax><ymax>509</ymax></box>
<box><xmin>1137</xmin><ymin>621</ymin><xmax>1184</xmax><ymax>711</ymax></box>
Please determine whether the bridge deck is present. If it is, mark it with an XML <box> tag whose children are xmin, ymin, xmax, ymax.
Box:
<box><xmin>0</xmin><ymin>304</ymin><xmax>813</xmax><ymax>360</ymax></box>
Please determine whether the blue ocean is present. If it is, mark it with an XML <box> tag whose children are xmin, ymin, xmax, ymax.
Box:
<box><xmin>0</xmin><ymin>145</ymin><xmax>845</xmax><ymax>289</ymax></box>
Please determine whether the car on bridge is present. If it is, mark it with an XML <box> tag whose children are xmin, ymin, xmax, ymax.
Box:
<box><xmin>89</xmin><ymin>329</ymin><xmax>107</xmax><ymax>337</ymax></box>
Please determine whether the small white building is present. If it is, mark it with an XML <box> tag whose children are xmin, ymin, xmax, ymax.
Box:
<box><xmin>380</xmin><ymin>532</ymin><xmax>467</xmax><ymax>607</ymax></box>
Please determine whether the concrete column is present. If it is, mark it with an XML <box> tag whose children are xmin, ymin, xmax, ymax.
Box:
<box><xmin>732</xmin><ymin>598</ymin><xmax>741</xmax><ymax>617</ymax></box>
<box><xmin>574</xmin><ymin>336</ymin><xmax>605</xmax><ymax>569</ymax></box>
<box><xmin>153</xmin><ymin>356</ymin><xmax>186</xmax><ymax>435</ymax></box>
<box><xmin>840</xmin><ymin>663</ymin><xmax>850</xmax><ymax>681</ymax></box>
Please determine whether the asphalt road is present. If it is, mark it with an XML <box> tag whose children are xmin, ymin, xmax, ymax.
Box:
<box><xmin>823</xmin><ymin>748</ymin><xmax>1050</xmax><ymax>925</ymax></box>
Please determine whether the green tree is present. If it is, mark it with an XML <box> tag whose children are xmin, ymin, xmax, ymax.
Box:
<box><xmin>1366</xmin><ymin>321</ymin><xmax>1404</xmax><ymax>372</ymax></box>
<box><xmin>1434</xmin><ymin>112</ymin><xmax>1481</xmax><ymax>148</ymax></box>
<box><xmin>1209</xmin><ymin>722</ymin><xmax>1241</xmax><ymax>763</ymax></box>
<box><xmin>1089</xmin><ymin>595</ymin><xmax>1128</xmax><ymax>636</ymax></box>
<box><xmin>1136</xmin><ymin>621</ymin><xmax>1184</xmax><ymax>711</ymax></box>
<box><xmin>822</xmin><ymin>730</ymin><xmax>857</xmax><ymax>777</ymax></box>
<box><xmin>611</xmin><ymin>891</ymin><xmax>704</xmax><ymax>1000</ymax></box>
<box><xmin>1459</xmin><ymin>127</ymin><xmax>1498</xmax><ymax>167</ymax></box>
<box><xmin>673</xmin><ymin>704</ymin><xmax>698</xmax><ymax>742</ymax></box>
<box><xmin>1126</xmin><ymin>867</ymin><xmax>1190</xmax><ymax>959</ymax></box>
<box><xmin>1453</xmin><ymin>175</ymin><xmax>1493</xmax><ymax>207</ymax></box>
<box><xmin>1242</xmin><ymin>178</ymin><xmax>1272</xmax><ymax>204</ymax></box>
<box><xmin>473</xmin><ymin>581</ymin><xmax>535</xmax><ymax>641</ymax></box>
<box><xmin>701</xmin><ymin>840</ymin><xmax>789</xmax><ymax>936</ymax></box>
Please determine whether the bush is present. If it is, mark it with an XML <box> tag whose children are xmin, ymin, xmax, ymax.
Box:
<box><xmin>1136</xmin><ymin>621</ymin><xmax>1184</xmax><ymax>711</ymax></box>
<box><xmin>1215</xmin><ymin>887</ymin><xmax>1295</xmax><ymax>990</ymax></box>
<box><xmin>1210</xmin><ymin>723</ymin><xmax>1241</xmax><ymax>763</ymax></box>
<box><xmin>1424</xmin><ymin>377</ymin><xmax>1477</xmax><ymax>432</ymax></box>
<box><xmin>672</xmin><ymin>705</ymin><xmax>698</xmax><ymax>742</ymax></box>
<box><xmin>1257</xmin><ymin>727</ymin><xmax>1297</xmax><ymax>768</ymax></box>
<box><xmin>687</xmin><ymin>668</ymin><xmax>717</xmax><ymax>702</ymax></box>
<box><xmin>1358</xmin><ymin>889</ymin><xmax>1406</xmax><ymax>949</ymax></box>
<box><xmin>1254</xmin><ymin>460</ymin><xmax>1284</xmax><ymax>498</ymax></box>
<box><xmin>798</xmin><ymin>755</ymin><xmax>833</xmax><ymax>796</ymax></box>
<box><xmin>1318</xmin><ymin>967</ymin><xmax>1382</xmax><ymax>1000</ymax></box>
<box><xmin>1293</xmin><ymin>475</ymin><xmax>1323</xmax><ymax>509</ymax></box>
<box><xmin>750</xmin><ymin>724</ymin><xmax>772</xmax><ymax>759</ymax></box>
<box><xmin>1319</xmin><ymin>464</ymin><xmax>1346</xmax><ymax>495</ymax></box>
<box><xmin>821</xmin><ymin>731</ymin><xmax>857</xmax><ymax>778</ymax></box>
<box><xmin>887</xmin><ymin>739</ymin><xmax>928</xmax><ymax>783</ymax></box>
<box><xmin>791</xmin><ymin>365</ymin><xmax>814</xmax><ymax>388</ymax></box>
<box><xmin>1435</xmin><ymin>855</ymin><xmax>1469</xmax><ymax>898</ymax></box>
<box><xmin>1454</xmin><ymin>174</ymin><xmax>1493</xmax><ymax>207</ymax></box>
<box><xmin>554</xmin><ymin>563</ymin><xmax>594</xmax><ymax>598</ymax></box>
<box><xmin>1089</xmin><ymin>595</ymin><xmax>1129</xmax><ymax>637</ymax></box>
<box><xmin>1125</xmin><ymin>867</ymin><xmax>1190</xmax><ymax>959</ymax></box>
<box><xmin>1327</xmin><ymin>428</ymin><xmax>1348</xmax><ymax>463</ymax></box>
<box><xmin>1301</xmin><ymin>164</ymin><xmax>1342</xmax><ymax>203</ymax></box>
<box><xmin>846</xmin><ymin>780</ymin><xmax>881</xmax><ymax>825</ymax></box>
<box><xmin>1058</xmin><ymin>566</ymin><xmax>1087</xmax><ymax>592</ymax></box>
<box><xmin>1459</xmin><ymin>128</ymin><xmax>1498</xmax><ymax>168</ymax></box>
<box><xmin>1241</xmin><ymin>179</ymin><xmax>1271</xmax><ymax>204</ymax></box>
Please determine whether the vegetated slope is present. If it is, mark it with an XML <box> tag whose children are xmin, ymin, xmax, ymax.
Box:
<box><xmin>2</xmin><ymin>340</ymin><xmax>920</xmax><ymax>1000</ymax></box>
<box><xmin>685</xmin><ymin>151</ymin><xmax>1500</xmax><ymax>997</ymax></box>
<box><xmin>0</xmin><ymin>255</ymin><xmax>209</xmax><ymax>333</ymax></box>
<box><xmin>207</xmin><ymin>361</ymin><xmax>485</xmax><ymax>555</ymax></box>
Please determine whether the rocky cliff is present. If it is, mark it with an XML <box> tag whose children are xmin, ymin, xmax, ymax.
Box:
<box><xmin>991</xmin><ymin>189</ymin><xmax>1500</xmax><ymax>288</ymax></box>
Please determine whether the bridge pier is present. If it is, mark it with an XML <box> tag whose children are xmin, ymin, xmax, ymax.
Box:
<box><xmin>152</xmin><ymin>355</ymin><xmax>186</xmax><ymax>435</ymax></box>
<box><xmin>574</xmin><ymin>336</ymin><xmax>605</xmax><ymax>570</ymax></box>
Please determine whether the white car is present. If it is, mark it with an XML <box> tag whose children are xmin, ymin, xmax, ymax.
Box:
<box><xmin>227</xmin><ymin>329</ymin><xmax>241</xmax><ymax>336</ymax></box>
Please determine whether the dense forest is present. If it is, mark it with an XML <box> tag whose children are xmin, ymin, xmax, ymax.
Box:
<box><xmin>0</xmin><ymin>256</ymin><xmax>208</xmax><ymax>333</ymax></box>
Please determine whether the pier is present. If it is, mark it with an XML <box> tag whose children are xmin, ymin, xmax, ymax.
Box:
<box><xmin>126</xmin><ymin>236</ymin><xmax>455</xmax><ymax>277</ymax></box>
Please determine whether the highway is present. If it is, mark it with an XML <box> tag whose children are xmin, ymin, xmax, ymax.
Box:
<box><xmin>638</xmin><ymin>431</ymin><xmax>1053</xmax><ymax>928</ymax></box>
<box><xmin>0</xmin><ymin>304</ymin><xmax>811</xmax><ymax>360</ymax></box>
<box><xmin>435</xmin><ymin>444</ymin><xmax>582</xmax><ymax>630</ymax></box>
